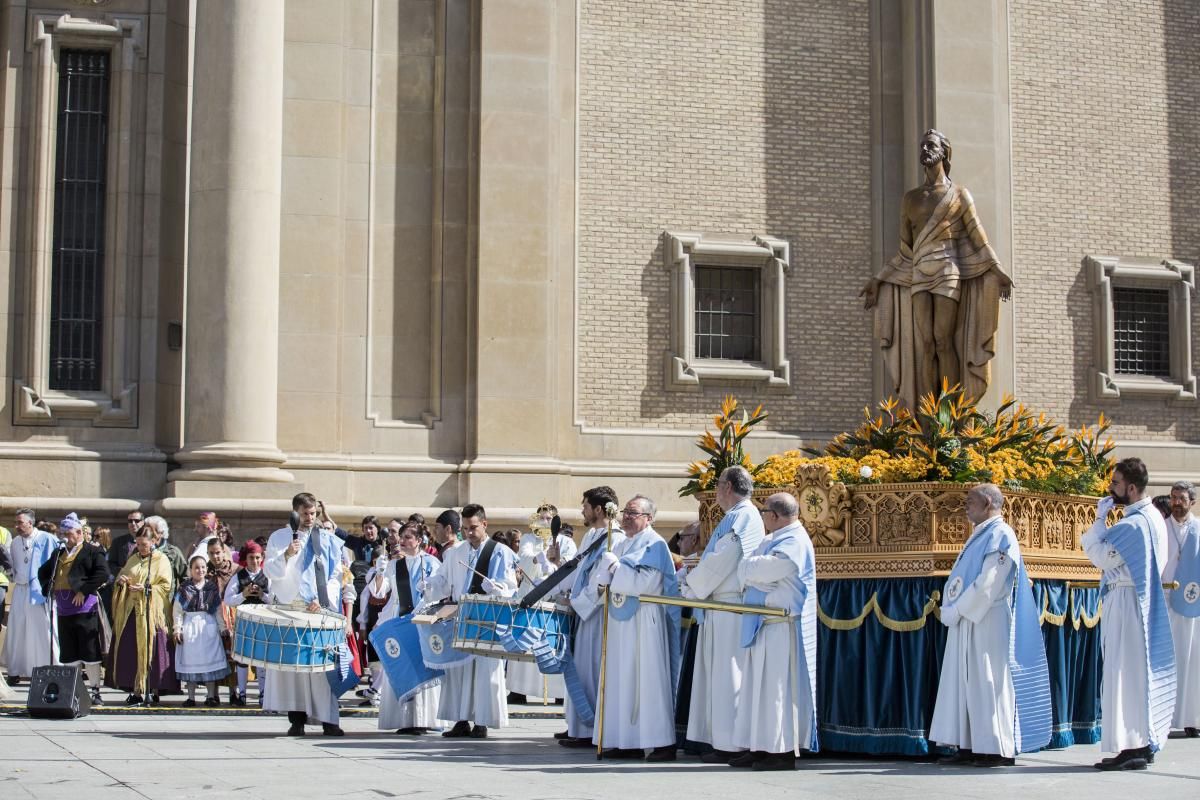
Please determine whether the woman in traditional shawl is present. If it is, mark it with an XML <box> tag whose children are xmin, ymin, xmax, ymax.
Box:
<box><xmin>108</xmin><ymin>520</ymin><xmax>176</xmax><ymax>705</ymax></box>
<box><xmin>174</xmin><ymin>555</ymin><xmax>231</xmax><ymax>706</ymax></box>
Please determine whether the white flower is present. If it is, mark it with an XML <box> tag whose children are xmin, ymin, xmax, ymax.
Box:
<box><xmin>859</xmin><ymin>465</ymin><xmax>874</xmax><ymax>479</ymax></box>
<box><xmin>604</xmin><ymin>501</ymin><xmax>619</xmax><ymax>519</ymax></box>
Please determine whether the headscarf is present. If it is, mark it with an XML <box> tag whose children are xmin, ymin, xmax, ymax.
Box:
<box><xmin>59</xmin><ymin>513</ymin><xmax>83</xmax><ymax>532</ymax></box>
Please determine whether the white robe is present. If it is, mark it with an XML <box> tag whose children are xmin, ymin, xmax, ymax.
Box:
<box><xmin>732</xmin><ymin>534</ymin><xmax>815</xmax><ymax>754</ymax></box>
<box><xmin>1165</xmin><ymin>513</ymin><xmax>1200</xmax><ymax>729</ymax></box>
<box><xmin>1083</xmin><ymin>516</ymin><xmax>1159</xmax><ymax>753</ymax></box>
<box><xmin>3</xmin><ymin>535</ymin><xmax>58</xmax><ymax>678</ymax></box>
<box><xmin>262</xmin><ymin>526</ymin><xmax>345</xmax><ymax>726</ymax></box>
<box><xmin>377</xmin><ymin>554</ymin><xmax>446</xmax><ymax>730</ymax></box>
<box><xmin>425</xmin><ymin>540</ymin><xmax>518</xmax><ymax>727</ymax></box>
<box><xmin>565</xmin><ymin>526</ymin><xmax>625</xmax><ymax>739</ymax></box>
<box><xmin>684</xmin><ymin>533</ymin><xmax>745</xmax><ymax>751</ymax></box>
<box><xmin>593</xmin><ymin>528</ymin><xmax>675</xmax><ymax>750</ymax></box>
<box><xmin>929</xmin><ymin>550</ymin><xmax>1017</xmax><ymax>757</ymax></box>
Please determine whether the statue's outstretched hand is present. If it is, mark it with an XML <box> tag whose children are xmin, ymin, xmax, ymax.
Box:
<box><xmin>993</xmin><ymin>268</ymin><xmax>1013</xmax><ymax>301</ymax></box>
<box><xmin>858</xmin><ymin>278</ymin><xmax>880</xmax><ymax>309</ymax></box>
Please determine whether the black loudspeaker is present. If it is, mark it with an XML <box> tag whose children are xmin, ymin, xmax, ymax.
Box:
<box><xmin>27</xmin><ymin>664</ymin><xmax>90</xmax><ymax>719</ymax></box>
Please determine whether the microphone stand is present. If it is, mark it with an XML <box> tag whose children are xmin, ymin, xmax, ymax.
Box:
<box><xmin>142</xmin><ymin>556</ymin><xmax>155</xmax><ymax>705</ymax></box>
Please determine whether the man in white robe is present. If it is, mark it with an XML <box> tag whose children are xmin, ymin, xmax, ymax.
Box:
<box><xmin>593</xmin><ymin>494</ymin><xmax>680</xmax><ymax>761</ymax></box>
<box><xmin>376</xmin><ymin>525</ymin><xmax>445</xmax><ymax>734</ymax></box>
<box><xmin>930</xmin><ymin>484</ymin><xmax>1051</xmax><ymax>767</ymax></box>
<box><xmin>424</xmin><ymin>503</ymin><xmax>518</xmax><ymax>738</ymax></box>
<box><xmin>264</xmin><ymin>492</ymin><xmax>349</xmax><ymax>737</ymax></box>
<box><xmin>3</xmin><ymin>509</ymin><xmax>59</xmax><ymax>680</ymax></box>
<box><xmin>1163</xmin><ymin>480</ymin><xmax>1199</xmax><ymax>736</ymax></box>
<box><xmin>1083</xmin><ymin>457</ymin><xmax>1176</xmax><ymax>770</ymax></box>
<box><xmin>558</xmin><ymin>486</ymin><xmax>624</xmax><ymax>747</ymax></box>
<box><xmin>682</xmin><ymin>466</ymin><xmax>764</xmax><ymax>762</ymax></box>
<box><xmin>730</xmin><ymin>492</ymin><xmax>818</xmax><ymax>771</ymax></box>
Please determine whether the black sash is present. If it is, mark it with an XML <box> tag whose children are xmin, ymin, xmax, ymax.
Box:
<box><xmin>394</xmin><ymin>557</ymin><xmax>415</xmax><ymax>617</ymax></box>
<box><xmin>467</xmin><ymin>539</ymin><xmax>498</xmax><ymax>595</ymax></box>
<box><xmin>236</xmin><ymin>569</ymin><xmax>269</xmax><ymax>604</ymax></box>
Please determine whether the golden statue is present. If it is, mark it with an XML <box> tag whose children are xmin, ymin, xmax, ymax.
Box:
<box><xmin>860</xmin><ymin>129</ymin><xmax>1012</xmax><ymax>407</ymax></box>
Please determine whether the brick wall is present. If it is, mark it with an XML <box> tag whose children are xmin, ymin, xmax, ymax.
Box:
<box><xmin>576</xmin><ymin>0</ymin><xmax>874</xmax><ymax>434</ymax></box>
<box><xmin>1010</xmin><ymin>0</ymin><xmax>1199</xmax><ymax>442</ymax></box>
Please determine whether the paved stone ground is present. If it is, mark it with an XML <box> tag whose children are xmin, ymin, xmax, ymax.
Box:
<box><xmin>3</xmin><ymin>706</ymin><xmax>1199</xmax><ymax>800</ymax></box>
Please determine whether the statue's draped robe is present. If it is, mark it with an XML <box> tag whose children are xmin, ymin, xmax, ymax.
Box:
<box><xmin>874</xmin><ymin>184</ymin><xmax>1008</xmax><ymax>405</ymax></box>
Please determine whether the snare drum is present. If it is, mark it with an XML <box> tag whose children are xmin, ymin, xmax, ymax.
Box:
<box><xmin>453</xmin><ymin>594</ymin><xmax>570</xmax><ymax>663</ymax></box>
<box><xmin>232</xmin><ymin>604</ymin><xmax>346</xmax><ymax>672</ymax></box>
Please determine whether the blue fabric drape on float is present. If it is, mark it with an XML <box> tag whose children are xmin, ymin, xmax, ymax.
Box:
<box><xmin>1032</xmin><ymin>580</ymin><xmax>1102</xmax><ymax>748</ymax></box>
<box><xmin>817</xmin><ymin>577</ymin><xmax>946</xmax><ymax>755</ymax></box>
<box><xmin>814</xmin><ymin>577</ymin><xmax>1103</xmax><ymax>755</ymax></box>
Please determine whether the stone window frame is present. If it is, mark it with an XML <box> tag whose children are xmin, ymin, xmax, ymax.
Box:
<box><xmin>14</xmin><ymin>12</ymin><xmax>146</xmax><ymax>427</ymax></box>
<box><xmin>664</xmin><ymin>232</ymin><xmax>790</xmax><ymax>389</ymax></box>
<box><xmin>1086</xmin><ymin>255</ymin><xmax>1196</xmax><ymax>404</ymax></box>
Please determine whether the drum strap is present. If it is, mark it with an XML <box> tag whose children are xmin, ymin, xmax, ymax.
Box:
<box><xmin>308</xmin><ymin>533</ymin><xmax>335</xmax><ymax>611</ymax></box>
<box><xmin>467</xmin><ymin>540</ymin><xmax>498</xmax><ymax>594</ymax></box>
<box><xmin>394</xmin><ymin>558</ymin><xmax>414</xmax><ymax>616</ymax></box>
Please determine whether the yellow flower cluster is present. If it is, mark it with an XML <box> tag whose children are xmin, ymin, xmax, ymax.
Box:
<box><xmin>755</xmin><ymin>449</ymin><xmax>937</xmax><ymax>488</ymax></box>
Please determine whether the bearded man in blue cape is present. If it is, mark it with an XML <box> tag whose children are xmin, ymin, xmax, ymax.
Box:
<box><xmin>1083</xmin><ymin>457</ymin><xmax>1176</xmax><ymax>770</ymax></box>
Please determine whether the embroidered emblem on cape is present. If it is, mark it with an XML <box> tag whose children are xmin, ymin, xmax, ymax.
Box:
<box><xmin>384</xmin><ymin>637</ymin><xmax>402</xmax><ymax>658</ymax></box>
<box><xmin>945</xmin><ymin>575</ymin><xmax>963</xmax><ymax>601</ymax></box>
<box><xmin>1185</xmin><ymin>581</ymin><xmax>1200</xmax><ymax>605</ymax></box>
<box><xmin>428</xmin><ymin>633</ymin><xmax>445</xmax><ymax>654</ymax></box>
<box><xmin>610</xmin><ymin>592</ymin><xmax>626</xmax><ymax>608</ymax></box>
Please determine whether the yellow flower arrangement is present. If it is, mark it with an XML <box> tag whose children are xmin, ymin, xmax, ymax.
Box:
<box><xmin>682</xmin><ymin>382</ymin><xmax>1115</xmax><ymax>497</ymax></box>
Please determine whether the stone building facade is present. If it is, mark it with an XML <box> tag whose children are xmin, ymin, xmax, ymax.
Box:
<box><xmin>0</xmin><ymin>0</ymin><xmax>1195</xmax><ymax>533</ymax></box>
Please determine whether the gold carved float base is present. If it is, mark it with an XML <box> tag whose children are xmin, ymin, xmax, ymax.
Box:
<box><xmin>697</xmin><ymin>464</ymin><xmax>1102</xmax><ymax>581</ymax></box>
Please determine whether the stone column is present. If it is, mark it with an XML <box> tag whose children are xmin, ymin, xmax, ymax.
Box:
<box><xmin>169</xmin><ymin>0</ymin><xmax>292</xmax><ymax>484</ymax></box>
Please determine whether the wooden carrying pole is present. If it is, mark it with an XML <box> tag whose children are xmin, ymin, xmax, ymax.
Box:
<box><xmin>594</xmin><ymin>504</ymin><xmax>617</xmax><ymax>759</ymax></box>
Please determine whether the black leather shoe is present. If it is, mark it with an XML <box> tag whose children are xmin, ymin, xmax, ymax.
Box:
<box><xmin>553</xmin><ymin>729</ymin><xmax>571</xmax><ymax>740</ymax></box>
<box><xmin>397</xmin><ymin>727</ymin><xmax>427</xmax><ymax>735</ymax></box>
<box><xmin>729</xmin><ymin>751</ymin><xmax>764</xmax><ymax>768</ymax></box>
<box><xmin>287</xmin><ymin>724</ymin><xmax>305</xmax><ymax>736</ymax></box>
<box><xmin>646</xmin><ymin>745</ymin><xmax>677</xmax><ymax>762</ymax></box>
<box><xmin>1095</xmin><ymin>748</ymin><xmax>1148</xmax><ymax>770</ymax></box>
<box><xmin>558</xmin><ymin>736</ymin><xmax>593</xmax><ymax>748</ymax></box>
<box><xmin>230</xmin><ymin>693</ymin><xmax>246</xmax><ymax>707</ymax></box>
<box><xmin>753</xmin><ymin>753</ymin><xmax>796</xmax><ymax>771</ymax></box>
<box><xmin>600</xmin><ymin>748</ymin><xmax>643</xmax><ymax>759</ymax></box>
<box><xmin>443</xmin><ymin>721</ymin><xmax>472</xmax><ymax>738</ymax></box>
<box><xmin>972</xmin><ymin>754</ymin><xmax>1015</xmax><ymax>768</ymax></box>
<box><xmin>5</xmin><ymin>675</ymin><xmax>20</xmax><ymax>687</ymax></box>
<box><xmin>701</xmin><ymin>749</ymin><xmax>736</xmax><ymax>764</ymax></box>
<box><xmin>1186</xmin><ymin>727</ymin><xmax>1199</xmax><ymax>738</ymax></box>
<box><xmin>181</xmin><ymin>698</ymin><xmax>196</xmax><ymax>708</ymax></box>
<box><xmin>506</xmin><ymin>692</ymin><xmax>527</xmax><ymax>704</ymax></box>
<box><xmin>938</xmin><ymin>748</ymin><xmax>974</xmax><ymax>765</ymax></box>
<box><xmin>322</xmin><ymin>724</ymin><xmax>345</xmax><ymax>737</ymax></box>
<box><xmin>205</xmin><ymin>696</ymin><xmax>220</xmax><ymax>707</ymax></box>
<box><xmin>470</xmin><ymin>725</ymin><xmax>488</xmax><ymax>739</ymax></box>
<box><xmin>125</xmin><ymin>693</ymin><xmax>143</xmax><ymax>706</ymax></box>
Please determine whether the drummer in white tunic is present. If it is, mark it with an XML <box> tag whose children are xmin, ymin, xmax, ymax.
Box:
<box><xmin>423</xmin><ymin>503</ymin><xmax>519</xmax><ymax>738</ymax></box>
<box><xmin>682</xmin><ymin>466</ymin><xmax>764</xmax><ymax>762</ymax></box>
<box><xmin>509</xmin><ymin>503</ymin><xmax>577</xmax><ymax>704</ymax></box>
<box><xmin>1163</xmin><ymin>480</ymin><xmax>1200</xmax><ymax>737</ymax></box>
<box><xmin>377</xmin><ymin>525</ymin><xmax>445</xmax><ymax>734</ymax></box>
<box><xmin>264</xmin><ymin>492</ymin><xmax>349</xmax><ymax>737</ymax></box>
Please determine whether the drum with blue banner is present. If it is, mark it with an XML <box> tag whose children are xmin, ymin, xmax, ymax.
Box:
<box><xmin>453</xmin><ymin>594</ymin><xmax>570</xmax><ymax>662</ymax></box>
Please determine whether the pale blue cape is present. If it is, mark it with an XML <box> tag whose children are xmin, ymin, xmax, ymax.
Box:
<box><xmin>1102</xmin><ymin>504</ymin><xmax>1177</xmax><ymax>752</ymax></box>
<box><xmin>740</xmin><ymin>522</ymin><xmax>819</xmax><ymax>752</ymax></box>
<box><xmin>1168</xmin><ymin>516</ymin><xmax>1200</xmax><ymax>618</ymax></box>
<box><xmin>943</xmin><ymin>516</ymin><xmax>1052</xmax><ymax>754</ymax></box>
<box><xmin>608</xmin><ymin>528</ymin><xmax>682</xmax><ymax>692</ymax></box>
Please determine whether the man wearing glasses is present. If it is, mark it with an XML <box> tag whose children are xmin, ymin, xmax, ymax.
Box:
<box><xmin>108</xmin><ymin>513</ymin><xmax>144</xmax><ymax>579</ymax></box>
<box><xmin>680</xmin><ymin>466</ymin><xmax>765</xmax><ymax>763</ymax></box>
<box><xmin>592</xmin><ymin>495</ymin><xmax>681</xmax><ymax>761</ymax></box>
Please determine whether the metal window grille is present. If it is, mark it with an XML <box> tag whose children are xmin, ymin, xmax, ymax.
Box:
<box><xmin>1112</xmin><ymin>286</ymin><xmax>1171</xmax><ymax>377</ymax></box>
<box><xmin>49</xmin><ymin>49</ymin><xmax>110</xmax><ymax>391</ymax></box>
<box><xmin>694</xmin><ymin>266</ymin><xmax>760</xmax><ymax>361</ymax></box>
